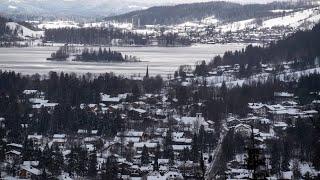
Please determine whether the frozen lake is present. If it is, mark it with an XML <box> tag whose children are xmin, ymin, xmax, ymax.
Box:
<box><xmin>0</xmin><ymin>44</ymin><xmax>246</xmax><ymax>77</ymax></box>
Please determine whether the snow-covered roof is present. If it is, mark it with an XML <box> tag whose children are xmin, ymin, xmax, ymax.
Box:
<box><xmin>114</xmin><ymin>137</ymin><xmax>140</xmax><ymax>144</ymax></box>
<box><xmin>100</xmin><ymin>94</ymin><xmax>123</xmax><ymax>102</ymax></box>
<box><xmin>248</xmin><ymin>103</ymin><xmax>265</xmax><ymax>109</ymax></box>
<box><xmin>91</xmin><ymin>130</ymin><xmax>98</xmax><ymax>134</ymax></box>
<box><xmin>7</xmin><ymin>143</ymin><xmax>23</xmax><ymax>148</ymax></box>
<box><xmin>27</xmin><ymin>134</ymin><xmax>43</xmax><ymax>140</ymax></box>
<box><xmin>77</xmin><ymin>129</ymin><xmax>88</xmax><ymax>134</ymax></box>
<box><xmin>53</xmin><ymin>134</ymin><xmax>66</xmax><ymax>139</ymax></box>
<box><xmin>132</xmin><ymin>108</ymin><xmax>147</xmax><ymax>114</ymax></box>
<box><xmin>117</xmin><ymin>131</ymin><xmax>144</xmax><ymax>137</ymax></box>
<box><xmin>274</xmin><ymin>92</ymin><xmax>294</xmax><ymax>98</ymax></box>
<box><xmin>266</xmin><ymin>104</ymin><xmax>286</xmax><ymax>111</ymax></box>
<box><xmin>172</xmin><ymin>145</ymin><xmax>191</xmax><ymax>151</ymax></box>
<box><xmin>21</xmin><ymin>165</ymin><xmax>41</xmax><ymax>175</ymax></box>
<box><xmin>134</xmin><ymin>142</ymin><xmax>157</xmax><ymax>148</ymax></box>
<box><xmin>180</xmin><ymin>117</ymin><xmax>197</xmax><ymax>125</ymax></box>
<box><xmin>23</xmin><ymin>90</ymin><xmax>38</xmax><ymax>95</ymax></box>
<box><xmin>6</xmin><ymin>150</ymin><xmax>21</xmax><ymax>155</ymax></box>
<box><xmin>23</xmin><ymin>161</ymin><xmax>39</xmax><ymax>167</ymax></box>
<box><xmin>303</xmin><ymin>110</ymin><xmax>318</xmax><ymax>114</ymax></box>
<box><xmin>312</xmin><ymin>100</ymin><xmax>320</xmax><ymax>104</ymax></box>
<box><xmin>29</xmin><ymin>98</ymin><xmax>48</xmax><ymax>104</ymax></box>
<box><xmin>274</xmin><ymin>121</ymin><xmax>288</xmax><ymax>128</ymax></box>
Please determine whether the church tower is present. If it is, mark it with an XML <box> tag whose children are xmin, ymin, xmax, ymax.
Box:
<box><xmin>145</xmin><ymin>65</ymin><xmax>149</xmax><ymax>78</ymax></box>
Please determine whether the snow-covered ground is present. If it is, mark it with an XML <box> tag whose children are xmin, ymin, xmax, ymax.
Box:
<box><xmin>201</xmin><ymin>67</ymin><xmax>320</xmax><ymax>88</ymax></box>
<box><xmin>262</xmin><ymin>7</ymin><xmax>320</xmax><ymax>29</ymax></box>
<box><xmin>270</xmin><ymin>9</ymin><xmax>294</xmax><ymax>13</ymax></box>
<box><xmin>37</xmin><ymin>21</ymin><xmax>79</xmax><ymax>29</ymax></box>
<box><xmin>201</xmin><ymin>16</ymin><xmax>219</xmax><ymax>25</ymax></box>
<box><xmin>6</xmin><ymin>22</ymin><xmax>44</xmax><ymax>38</ymax></box>
<box><xmin>216</xmin><ymin>19</ymin><xmax>256</xmax><ymax>33</ymax></box>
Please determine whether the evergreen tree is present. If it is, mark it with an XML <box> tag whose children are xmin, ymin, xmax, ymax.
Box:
<box><xmin>66</xmin><ymin>147</ymin><xmax>76</xmax><ymax>177</ymax></box>
<box><xmin>200</xmin><ymin>152</ymin><xmax>206</xmax><ymax>179</ymax></box>
<box><xmin>141</xmin><ymin>145</ymin><xmax>149</xmax><ymax>165</ymax></box>
<box><xmin>88</xmin><ymin>149</ymin><xmax>97</xmax><ymax>177</ymax></box>
<box><xmin>270</xmin><ymin>140</ymin><xmax>281</xmax><ymax>176</ymax></box>
<box><xmin>50</xmin><ymin>145</ymin><xmax>64</xmax><ymax>176</ymax></box>
<box><xmin>153</xmin><ymin>144</ymin><xmax>160</xmax><ymax>171</ymax></box>
<box><xmin>191</xmin><ymin>133</ymin><xmax>200</xmax><ymax>162</ymax></box>
<box><xmin>103</xmin><ymin>156</ymin><xmax>118</xmax><ymax>179</ymax></box>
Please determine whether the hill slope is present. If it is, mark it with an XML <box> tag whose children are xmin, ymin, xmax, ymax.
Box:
<box><xmin>106</xmin><ymin>1</ymin><xmax>312</xmax><ymax>25</ymax></box>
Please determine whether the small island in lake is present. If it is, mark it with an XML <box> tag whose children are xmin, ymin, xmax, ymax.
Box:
<box><xmin>47</xmin><ymin>45</ymin><xmax>140</xmax><ymax>62</ymax></box>
<box><xmin>47</xmin><ymin>45</ymin><xmax>70</xmax><ymax>61</ymax></box>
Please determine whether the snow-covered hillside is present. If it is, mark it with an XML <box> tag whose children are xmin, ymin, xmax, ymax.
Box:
<box><xmin>216</xmin><ymin>19</ymin><xmax>256</xmax><ymax>33</ymax></box>
<box><xmin>6</xmin><ymin>22</ymin><xmax>44</xmax><ymax>38</ymax></box>
<box><xmin>262</xmin><ymin>7</ymin><xmax>320</xmax><ymax>29</ymax></box>
<box><xmin>181</xmin><ymin>5</ymin><xmax>318</xmax><ymax>33</ymax></box>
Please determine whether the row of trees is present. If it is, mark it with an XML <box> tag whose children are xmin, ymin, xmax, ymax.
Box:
<box><xmin>75</xmin><ymin>47</ymin><xmax>126</xmax><ymax>62</ymax></box>
<box><xmin>44</xmin><ymin>27</ymin><xmax>191</xmax><ymax>46</ymax></box>
<box><xmin>44</xmin><ymin>27</ymin><xmax>147</xmax><ymax>45</ymax></box>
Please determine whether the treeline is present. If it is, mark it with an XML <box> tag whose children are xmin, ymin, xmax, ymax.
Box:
<box><xmin>0</xmin><ymin>71</ymin><xmax>163</xmax><ymax>106</ymax></box>
<box><xmin>0</xmin><ymin>16</ymin><xmax>17</xmax><ymax>41</ymax></box>
<box><xmin>44</xmin><ymin>27</ymin><xmax>147</xmax><ymax>45</ymax></box>
<box><xmin>48</xmin><ymin>46</ymin><xmax>70</xmax><ymax>61</ymax></box>
<box><xmin>0</xmin><ymin>16</ymin><xmax>9</xmax><ymax>37</ymax></box>
<box><xmin>193</xmin><ymin>22</ymin><xmax>320</xmax><ymax>77</ymax></box>
<box><xmin>106</xmin><ymin>1</ymin><xmax>310</xmax><ymax>25</ymax></box>
<box><xmin>49</xmin><ymin>46</ymin><xmax>138</xmax><ymax>62</ymax></box>
<box><xmin>75</xmin><ymin>47</ymin><xmax>125</xmax><ymax>62</ymax></box>
<box><xmin>44</xmin><ymin>27</ymin><xmax>191</xmax><ymax>46</ymax></box>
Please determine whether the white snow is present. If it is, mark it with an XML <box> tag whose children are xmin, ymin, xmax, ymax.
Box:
<box><xmin>6</xmin><ymin>22</ymin><xmax>44</xmax><ymax>39</ymax></box>
<box><xmin>201</xmin><ymin>16</ymin><xmax>219</xmax><ymax>25</ymax></box>
<box><xmin>262</xmin><ymin>7</ymin><xmax>320</xmax><ymax>29</ymax></box>
<box><xmin>216</xmin><ymin>19</ymin><xmax>256</xmax><ymax>33</ymax></box>
<box><xmin>270</xmin><ymin>9</ymin><xmax>293</xmax><ymax>13</ymax></box>
<box><xmin>8</xmin><ymin>5</ymin><xmax>17</xmax><ymax>9</ymax></box>
<box><xmin>38</xmin><ymin>21</ymin><xmax>79</xmax><ymax>29</ymax></box>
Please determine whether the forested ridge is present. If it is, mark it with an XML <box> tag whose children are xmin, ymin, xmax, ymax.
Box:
<box><xmin>106</xmin><ymin>1</ymin><xmax>312</xmax><ymax>25</ymax></box>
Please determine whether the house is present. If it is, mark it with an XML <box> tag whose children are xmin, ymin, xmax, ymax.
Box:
<box><xmin>23</xmin><ymin>90</ymin><xmax>42</xmax><ymax>98</ymax></box>
<box><xmin>100</xmin><ymin>93</ymin><xmax>127</xmax><ymax>105</ymax></box>
<box><xmin>234</xmin><ymin>124</ymin><xmax>252</xmax><ymax>137</ymax></box>
<box><xmin>115</xmin><ymin>131</ymin><xmax>148</xmax><ymax>145</ymax></box>
<box><xmin>227</xmin><ymin>116</ymin><xmax>241</xmax><ymax>127</ymax></box>
<box><xmin>19</xmin><ymin>165</ymin><xmax>41</xmax><ymax>179</ymax></box>
<box><xmin>178</xmin><ymin>113</ymin><xmax>206</xmax><ymax>132</ymax></box>
<box><xmin>145</xmin><ymin>171</ymin><xmax>184</xmax><ymax>180</ymax></box>
<box><xmin>30</xmin><ymin>97</ymin><xmax>59</xmax><ymax>111</ymax></box>
<box><xmin>274</xmin><ymin>92</ymin><xmax>294</xmax><ymax>102</ymax></box>
<box><xmin>6</xmin><ymin>150</ymin><xmax>22</xmax><ymax>163</ymax></box>
<box><xmin>129</xmin><ymin>108</ymin><xmax>147</xmax><ymax>121</ymax></box>
<box><xmin>170</xmin><ymin>132</ymin><xmax>192</xmax><ymax>145</ymax></box>
<box><xmin>133</xmin><ymin>142</ymin><xmax>157</xmax><ymax>153</ymax></box>
<box><xmin>27</xmin><ymin>134</ymin><xmax>43</xmax><ymax>147</ymax></box>
<box><xmin>52</xmin><ymin>134</ymin><xmax>67</xmax><ymax>147</ymax></box>
<box><xmin>248</xmin><ymin>103</ymin><xmax>268</xmax><ymax>117</ymax></box>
